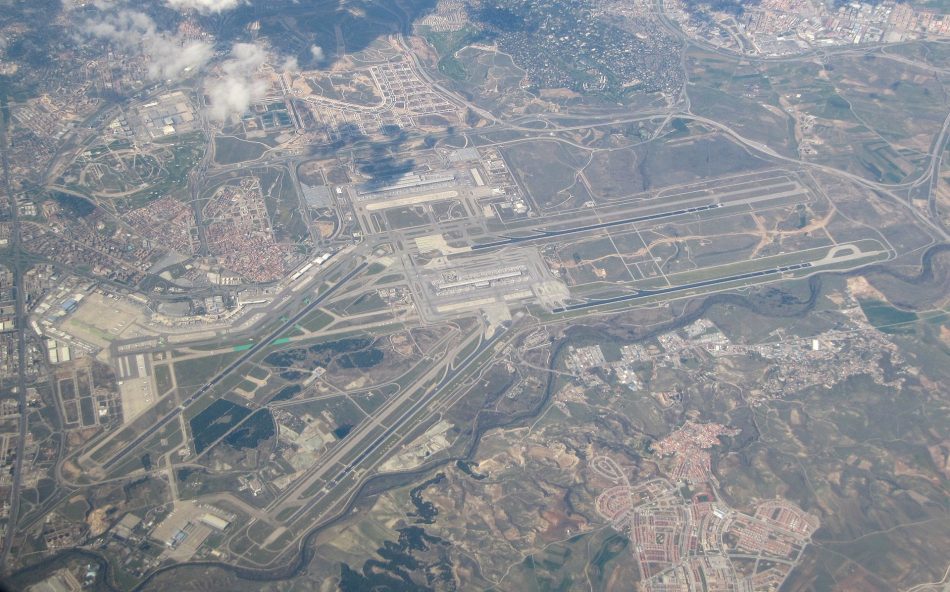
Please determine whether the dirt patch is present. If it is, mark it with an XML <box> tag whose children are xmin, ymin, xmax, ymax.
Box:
<box><xmin>846</xmin><ymin>275</ymin><xmax>887</xmax><ymax>301</ymax></box>
<box><xmin>87</xmin><ymin>505</ymin><xmax>114</xmax><ymax>536</ymax></box>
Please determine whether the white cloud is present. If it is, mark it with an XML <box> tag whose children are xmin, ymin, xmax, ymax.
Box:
<box><xmin>82</xmin><ymin>9</ymin><xmax>213</xmax><ymax>81</ymax></box>
<box><xmin>164</xmin><ymin>0</ymin><xmax>245</xmax><ymax>13</ymax></box>
<box><xmin>205</xmin><ymin>42</ymin><xmax>271</xmax><ymax>122</ymax></box>
<box><xmin>148</xmin><ymin>39</ymin><xmax>215</xmax><ymax>80</ymax></box>
<box><xmin>90</xmin><ymin>0</ymin><xmax>122</xmax><ymax>9</ymax></box>
<box><xmin>83</xmin><ymin>9</ymin><xmax>153</xmax><ymax>42</ymax></box>
<box><xmin>310</xmin><ymin>45</ymin><xmax>325</xmax><ymax>63</ymax></box>
<box><xmin>281</xmin><ymin>55</ymin><xmax>300</xmax><ymax>74</ymax></box>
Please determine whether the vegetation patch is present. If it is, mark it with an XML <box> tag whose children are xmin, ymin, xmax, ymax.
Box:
<box><xmin>859</xmin><ymin>299</ymin><xmax>918</xmax><ymax>334</ymax></box>
<box><xmin>189</xmin><ymin>399</ymin><xmax>252</xmax><ymax>454</ymax></box>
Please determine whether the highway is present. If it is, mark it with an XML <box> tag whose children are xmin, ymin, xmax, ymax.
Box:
<box><xmin>100</xmin><ymin>260</ymin><xmax>368</xmax><ymax>470</ymax></box>
<box><xmin>0</xmin><ymin>89</ymin><xmax>29</xmax><ymax>570</ymax></box>
<box><xmin>330</xmin><ymin>326</ymin><xmax>501</xmax><ymax>486</ymax></box>
<box><xmin>9</xmin><ymin>20</ymin><xmax>943</xmax><ymax>584</ymax></box>
<box><xmin>651</xmin><ymin>0</ymin><xmax>922</xmax><ymax>65</ymax></box>
<box><xmin>221</xmin><ymin>321</ymin><xmax>505</xmax><ymax>567</ymax></box>
<box><xmin>910</xmin><ymin>108</ymin><xmax>950</xmax><ymax>228</ymax></box>
<box><xmin>265</xmin><ymin>326</ymin><xmax>484</xmax><ymax>516</ymax></box>
<box><xmin>677</xmin><ymin>112</ymin><xmax>950</xmax><ymax>243</ymax></box>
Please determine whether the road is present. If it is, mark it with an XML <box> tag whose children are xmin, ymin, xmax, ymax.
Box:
<box><xmin>100</xmin><ymin>260</ymin><xmax>368</xmax><ymax>471</ymax></box>
<box><xmin>646</xmin><ymin>0</ymin><xmax>949</xmax><ymax>241</ymax></box>
<box><xmin>0</xmin><ymin>95</ymin><xmax>30</xmax><ymax>570</ymax></box>
<box><xmin>651</xmin><ymin>0</ymin><xmax>925</xmax><ymax>65</ymax></box>
<box><xmin>7</xmin><ymin>18</ymin><xmax>945</xmax><ymax>583</ymax></box>
<box><xmin>225</xmin><ymin>321</ymin><xmax>506</xmax><ymax>567</ymax></box>
<box><xmin>910</xmin><ymin>108</ymin><xmax>950</xmax><ymax>227</ymax></box>
<box><xmin>678</xmin><ymin>111</ymin><xmax>950</xmax><ymax>243</ymax></box>
<box><xmin>189</xmin><ymin>91</ymin><xmax>215</xmax><ymax>258</ymax></box>
<box><xmin>265</xmin><ymin>327</ymin><xmax>482</xmax><ymax>515</ymax></box>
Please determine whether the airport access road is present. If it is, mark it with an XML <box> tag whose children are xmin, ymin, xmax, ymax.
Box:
<box><xmin>97</xmin><ymin>261</ymin><xmax>369</xmax><ymax>472</ymax></box>
<box><xmin>225</xmin><ymin>322</ymin><xmax>507</xmax><ymax>568</ymax></box>
<box><xmin>0</xmin><ymin>90</ymin><xmax>30</xmax><ymax>571</ymax></box>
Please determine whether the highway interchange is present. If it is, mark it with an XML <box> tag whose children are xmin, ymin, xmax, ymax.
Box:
<box><xmin>60</xmin><ymin>156</ymin><xmax>894</xmax><ymax>571</ymax></box>
<box><xmin>2</xmin><ymin>10</ymin><xmax>948</xmax><ymax>584</ymax></box>
<box><xmin>50</xmin><ymin>96</ymin><xmax>914</xmax><ymax>571</ymax></box>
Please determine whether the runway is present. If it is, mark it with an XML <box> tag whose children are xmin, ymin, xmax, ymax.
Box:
<box><xmin>553</xmin><ymin>262</ymin><xmax>813</xmax><ymax>312</ymax></box>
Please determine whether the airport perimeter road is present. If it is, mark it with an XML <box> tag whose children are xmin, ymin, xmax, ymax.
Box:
<box><xmin>227</xmin><ymin>323</ymin><xmax>507</xmax><ymax>566</ymax></box>
<box><xmin>554</xmin><ymin>262</ymin><xmax>813</xmax><ymax>312</ymax></box>
<box><xmin>99</xmin><ymin>261</ymin><xmax>368</xmax><ymax>471</ymax></box>
<box><xmin>677</xmin><ymin>112</ymin><xmax>950</xmax><ymax>242</ymax></box>
<box><xmin>270</xmin><ymin>325</ymin><xmax>488</xmax><ymax>517</ymax></box>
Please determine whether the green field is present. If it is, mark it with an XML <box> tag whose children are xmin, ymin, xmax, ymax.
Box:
<box><xmin>154</xmin><ymin>364</ymin><xmax>173</xmax><ymax>396</ymax></box>
<box><xmin>858</xmin><ymin>299</ymin><xmax>918</xmax><ymax>334</ymax></box>
<box><xmin>172</xmin><ymin>351</ymin><xmax>242</xmax><ymax>396</ymax></box>
<box><xmin>213</xmin><ymin>135</ymin><xmax>268</xmax><ymax>165</ymax></box>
